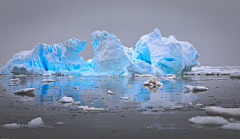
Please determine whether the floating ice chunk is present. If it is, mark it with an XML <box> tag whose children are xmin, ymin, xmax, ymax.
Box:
<box><xmin>42</xmin><ymin>79</ymin><xmax>55</xmax><ymax>83</ymax></box>
<box><xmin>68</xmin><ymin>75</ymin><xmax>73</xmax><ymax>78</ymax></box>
<box><xmin>143</xmin><ymin>76</ymin><xmax>163</xmax><ymax>87</ymax></box>
<box><xmin>77</xmin><ymin>106</ymin><xmax>89</xmax><ymax>109</ymax></box>
<box><xmin>42</xmin><ymin>73</ymin><xmax>51</xmax><ymax>76</ymax></box>
<box><xmin>134</xmin><ymin>74</ymin><xmax>154</xmax><ymax>77</ymax></box>
<box><xmin>206</xmin><ymin>107</ymin><xmax>240</xmax><ymax>116</ymax></box>
<box><xmin>73</xmin><ymin>101</ymin><xmax>81</xmax><ymax>105</ymax></box>
<box><xmin>10</xmin><ymin>78</ymin><xmax>20</xmax><ymax>82</ymax></box>
<box><xmin>120</xmin><ymin>97</ymin><xmax>129</xmax><ymax>100</ymax></box>
<box><xmin>188</xmin><ymin>102</ymin><xmax>193</xmax><ymax>106</ymax></box>
<box><xmin>23</xmin><ymin>117</ymin><xmax>51</xmax><ymax>128</ymax></box>
<box><xmin>80</xmin><ymin>77</ymin><xmax>84</xmax><ymax>80</ymax></box>
<box><xmin>55</xmin><ymin>121</ymin><xmax>65</xmax><ymax>125</ymax></box>
<box><xmin>161</xmin><ymin>74</ymin><xmax>177</xmax><ymax>80</ymax></box>
<box><xmin>230</xmin><ymin>72</ymin><xmax>240</xmax><ymax>79</ymax></box>
<box><xmin>107</xmin><ymin>90</ymin><xmax>115</xmax><ymax>95</ymax></box>
<box><xmin>221</xmin><ymin>123</ymin><xmax>240</xmax><ymax>130</ymax></box>
<box><xmin>14</xmin><ymin>88</ymin><xmax>35</xmax><ymax>94</ymax></box>
<box><xmin>8</xmin><ymin>83</ymin><xmax>17</xmax><ymax>86</ymax></box>
<box><xmin>77</xmin><ymin>106</ymin><xmax>106</xmax><ymax>111</ymax></box>
<box><xmin>74</xmin><ymin>86</ymin><xmax>80</xmax><ymax>89</ymax></box>
<box><xmin>188</xmin><ymin>116</ymin><xmax>229</xmax><ymax>125</ymax></box>
<box><xmin>184</xmin><ymin>85</ymin><xmax>208</xmax><ymax>91</ymax></box>
<box><xmin>58</xmin><ymin>96</ymin><xmax>74</xmax><ymax>103</ymax></box>
<box><xmin>1</xmin><ymin>123</ymin><xmax>20</xmax><ymax>129</ymax></box>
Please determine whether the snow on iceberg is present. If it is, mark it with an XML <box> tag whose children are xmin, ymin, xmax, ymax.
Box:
<box><xmin>1</xmin><ymin>28</ymin><xmax>199</xmax><ymax>76</ymax></box>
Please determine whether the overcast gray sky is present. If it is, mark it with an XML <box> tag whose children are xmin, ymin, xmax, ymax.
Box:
<box><xmin>0</xmin><ymin>0</ymin><xmax>240</xmax><ymax>67</ymax></box>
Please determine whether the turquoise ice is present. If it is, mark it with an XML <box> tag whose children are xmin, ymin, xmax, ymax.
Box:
<box><xmin>0</xmin><ymin>28</ymin><xmax>199</xmax><ymax>76</ymax></box>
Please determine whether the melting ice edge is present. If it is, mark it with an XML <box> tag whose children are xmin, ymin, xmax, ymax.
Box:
<box><xmin>0</xmin><ymin>28</ymin><xmax>199</xmax><ymax>76</ymax></box>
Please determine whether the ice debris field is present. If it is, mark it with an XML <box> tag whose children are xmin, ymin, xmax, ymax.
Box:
<box><xmin>0</xmin><ymin>28</ymin><xmax>200</xmax><ymax>76</ymax></box>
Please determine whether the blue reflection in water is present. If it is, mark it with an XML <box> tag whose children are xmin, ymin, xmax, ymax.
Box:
<box><xmin>0</xmin><ymin>75</ymin><xmax>198</xmax><ymax>108</ymax></box>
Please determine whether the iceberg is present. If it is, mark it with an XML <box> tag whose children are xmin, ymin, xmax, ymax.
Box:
<box><xmin>0</xmin><ymin>28</ymin><xmax>199</xmax><ymax>76</ymax></box>
<box><xmin>1</xmin><ymin>38</ymin><xmax>87</xmax><ymax>75</ymax></box>
<box><xmin>134</xmin><ymin>28</ymin><xmax>199</xmax><ymax>74</ymax></box>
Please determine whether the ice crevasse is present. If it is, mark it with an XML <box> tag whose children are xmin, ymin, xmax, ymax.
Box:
<box><xmin>0</xmin><ymin>28</ymin><xmax>199</xmax><ymax>76</ymax></box>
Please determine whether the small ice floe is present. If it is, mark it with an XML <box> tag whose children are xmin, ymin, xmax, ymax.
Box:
<box><xmin>55</xmin><ymin>121</ymin><xmax>65</xmax><ymax>125</ymax></box>
<box><xmin>77</xmin><ymin>106</ymin><xmax>107</xmax><ymax>111</ymax></box>
<box><xmin>1</xmin><ymin>123</ymin><xmax>20</xmax><ymax>129</ymax></box>
<box><xmin>68</xmin><ymin>75</ymin><xmax>73</xmax><ymax>78</ymax></box>
<box><xmin>230</xmin><ymin>72</ymin><xmax>240</xmax><ymax>79</ymax></box>
<box><xmin>143</xmin><ymin>76</ymin><xmax>163</xmax><ymax>87</ymax></box>
<box><xmin>22</xmin><ymin>117</ymin><xmax>51</xmax><ymax>128</ymax></box>
<box><xmin>161</xmin><ymin>74</ymin><xmax>177</xmax><ymax>80</ymax></box>
<box><xmin>74</xmin><ymin>86</ymin><xmax>80</xmax><ymax>89</ymax></box>
<box><xmin>10</xmin><ymin>78</ymin><xmax>20</xmax><ymax>82</ymax></box>
<box><xmin>107</xmin><ymin>90</ymin><xmax>115</xmax><ymax>95</ymax></box>
<box><xmin>14</xmin><ymin>88</ymin><xmax>35</xmax><ymax>94</ymax></box>
<box><xmin>42</xmin><ymin>79</ymin><xmax>55</xmax><ymax>83</ymax></box>
<box><xmin>73</xmin><ymin>101</ymin><xmax>81</xmax><ymax>105</ymax></box>
<box><xmin>206</xmin><ymin>107</ymin><xmax>240</xmax><ymax>116</ymax></box>
<box><xmin>184</xmin><ymin>85</ymin><xmax>208</xmax><ymax>92</ymax></box>
<box><xmin>188</xmin><ymin>116</ymin><xmax>229</xmax><ymax>125</ymax></box>
<box><xmin>7</xmin><ymin>83</ymin><xmax>17</xmax><ymax>86</ymax></box>
<box><xmin>134</xmin><ymin>74</ymin><xmax>154</xmax><ymax>77</ymax></box>
<box><xmin>80</xmin><ymin>77</ymin><xmax>84</xmax><ymax>80</ymax></box>
<box><xmin>56</xmin><ymin>77</ymin><xmax>61</xmax><ymax>79</ymax></box>
<box><xmin>188</xmin><ymin>102</ymin><xmax>193</xmax><ymax>106</ymax></box>
<box><xmin>58</xmin><ymin>96</ymin><xmax>74</xmax><ymax>103</ymax></box>
<box><xmin>221</xmin><ymin>123</ymin><xmax>240</xmax><ymax>130</ymax></box>
<box><xmin>119</xmin><ymin>97</ymin><xmax>129</xmax><ymax>100</ymax></box>
<box><xmin>141</xmin><ymin>125</ymin><xmax>158</xmax><ymax>130</ymax></box>
<box><xmin>42</xmin><ymin>73</ymin><xmax>51</xmax><ymax>76</ymax></box>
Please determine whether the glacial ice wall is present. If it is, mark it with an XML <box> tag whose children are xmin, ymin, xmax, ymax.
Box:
<box><xmin>0</xmin><ymin>28</ymin><xmax>199</xmax><ymax>76</ymax></box>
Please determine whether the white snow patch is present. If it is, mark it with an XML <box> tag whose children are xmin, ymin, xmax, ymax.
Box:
<box><xmin>206</xmin><ymin>107</ymin><xmax>240</xmax><ymax>116</ymax></box>
<box><xmin>188</xmin><ymin>116</ymin><xmax>229</xmax><ymax>125</ymax></box>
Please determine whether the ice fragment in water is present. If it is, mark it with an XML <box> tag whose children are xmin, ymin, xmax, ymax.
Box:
<box><xmin>188</xmin><ymin>116</ymin><xmax>229</xmax><ymax>125</ymax></box>
<box><xmin>1</xmin><ymin>123</ymin><xmax>20</xmax><ymax>129</ymax></box>
<box><xmin>206</xmin><ymin>107</ymin><xmax>240</xmax><ymax>116</ymax></box>
<box><xmin>58</xmin><ymin>96</ymin><xmax>75</xmax><ymax>103</ymax></box>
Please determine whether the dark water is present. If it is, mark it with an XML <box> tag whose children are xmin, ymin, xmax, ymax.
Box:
<box><xmin>0</xmin><ymin>75</ymin><xmax>239</xmax><ymax>139</ymax></box>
